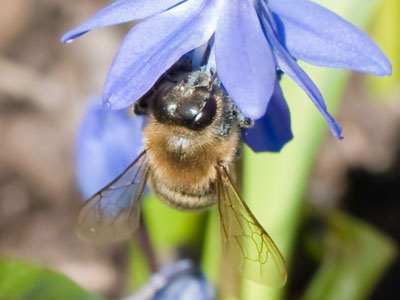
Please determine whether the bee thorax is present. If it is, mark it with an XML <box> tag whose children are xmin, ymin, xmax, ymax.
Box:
<box><xmin>145</xmin><ymin>132</ymin><xmax>219</xmax><ymax>189</ymax></box>
<box><xmin>166</xmin><ymin>135</ymin><xmax>196</xmax><ymax>155</ymax></box>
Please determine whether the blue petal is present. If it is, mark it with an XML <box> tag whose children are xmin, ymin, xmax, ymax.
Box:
<box><xmin>267</xmin><ymin>0</ymin><xmax>392</xmax><ymax>76</ymax></box>
<box><xmin>243</xmin><ymin>80</ymin><xmax>292</xmax><ymax>152</ymax></box>
<box><xmin>75</xmin><ymin>97</ymin><xmax>144</xmax><ymax>198</ymax></box>
<box><xmin>151</xmin><ymin>261</ymin><xmax>215</xmax><ymax>300</ymax></box>
<box><xmin>103</xmin><ymin>0</ymin><xmax>223</xmax><ymax>109</ymax></box>
<box><xmin>258</xmin><ymin>7</ymin><xmax>343</xmax><ymax>139</ymax></box>
<box><xmin>215</xmin><ymin>0</ymin><xmax>275</xmax><ymax>119</ymax></box>
<box><xmin>61</xmin><ymin>0</ymin><xmax>183</xmax><ymax>43</ymax></box>
<box><xmin>152</xmin><ymin>274</ymin><xmax>214</xmax><ymax>300</ymax></box>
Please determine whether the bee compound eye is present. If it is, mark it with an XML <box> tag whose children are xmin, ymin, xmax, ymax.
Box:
<box><xmin>133</xmin><ymin>98</ymin><xmax>149</xmax><ymax>115</ymax></box>
<box><xmin>191</xmin><ymin>95</ymin><xmax>217</xmax><ymax>130</ymax></box>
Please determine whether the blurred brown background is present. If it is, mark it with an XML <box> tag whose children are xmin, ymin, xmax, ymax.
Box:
<box><xmin>0</xmin><ymin>0</ymin><xmax>399</xmax><ymax>299</ymax></box>
<box><xmin>0</xmin><ymin>0</ymin><xmax>129</xmax><ymax>297</ymax></box>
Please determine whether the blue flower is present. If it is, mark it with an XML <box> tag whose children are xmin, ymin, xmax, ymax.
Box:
<box><xmin>63</xmin><ymin>0</ymin><xmax>391</xmax><ymax>152</ymax></box>
<box><xmin>75</xmin><ymin>97</ymin><xmax>144</xmax><ymax>198</ymax></box>
<box><xmin>125</xmin><ymin>260</ymin><xmax>215</xmax><ymax>300</ymax></box>
<box><xmin>242</xmin><ymin>78</ymin><xmax>292</xmax><ymax>152</ymax></box>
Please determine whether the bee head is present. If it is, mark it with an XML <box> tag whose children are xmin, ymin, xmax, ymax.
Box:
<box><xmin>135</xmin><ymin>71</ymin><xmax>218</xmax><ymax>131</ymax></box>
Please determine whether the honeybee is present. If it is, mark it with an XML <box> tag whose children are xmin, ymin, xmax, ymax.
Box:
<box><xmin>76</xmin><ymin>60</ymin><xmax>287</xmax><ymax>287</ymax></box>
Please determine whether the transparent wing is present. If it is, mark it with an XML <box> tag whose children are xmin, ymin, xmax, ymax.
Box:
<box><xmin>76</xmin><ymin>151</ymin><xmax>149</xmax><ymax>244</ymax></box>
<box><xmin>217</xmin><ymin>166</ymin><xmax>288</xmax><ymax>287</ymax></box>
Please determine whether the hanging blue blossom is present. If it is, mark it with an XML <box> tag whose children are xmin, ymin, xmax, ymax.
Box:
<box><xmin>63</xmin><ymin>0</ymin><xmax>391</xmax><ymax>152</ymax></box>
<box><xmin>124</xmin><ymin>260</ymin><xmax>215</xmax><ymax>300</ymax></box>
<box><xmin>242</xmin><ymin>79</ymin><xmax>292</xmax><ymax>152</ymax></box>
<box><xmin>75</xmin><ymin>97</ymin><xmax>144</xmax><ymax>198</ymax></box>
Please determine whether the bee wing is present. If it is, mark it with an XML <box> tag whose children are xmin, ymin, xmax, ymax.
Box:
<box><xmin>217</xmin><ymin>166</ymin><xmax>288</xmax><ymax>287</ymax></box>
<box><xmin>76</xmin><ymin>151</ymin><xmax>149</xmax><ymax>244</ymax></box>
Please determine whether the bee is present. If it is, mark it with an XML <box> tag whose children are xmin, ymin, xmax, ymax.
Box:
<box><xmin>76</xmin><ymin>60</ymin><xmax>287</xmax><ymax>287</ymax></box>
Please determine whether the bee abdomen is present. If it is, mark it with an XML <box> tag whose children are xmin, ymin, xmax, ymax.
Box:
<box><xmin>149</xmin><ymin>176</ymin><xmax>217</xmax><ymax>211</ymax></box>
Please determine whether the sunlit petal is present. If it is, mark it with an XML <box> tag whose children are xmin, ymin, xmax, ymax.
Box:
<box><xmin>103</xmin><ymin>0</ymin><xmax>224</xmax><ymax>109</ymax></box>
<box><xmin>215</xmin><ymin>0</ymin><xmax>275</xmax><ymax>119</ymax></box>
<box><xmin>259</xmin><ymin>9</ymin><xmax>342</xmax><ymax>139</ymax></box>
<box><xmin>61</xmin><ymin>0</ymin><xmax>183</xmax><ymax>42</ymax></box>
<box><xmin>268</xmin><ymin>0</ymin><xmax>392</xmax><ymax>75</ymax></box>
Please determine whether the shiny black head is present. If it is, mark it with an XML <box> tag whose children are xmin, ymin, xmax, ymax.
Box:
<box><xmin>151</xmin><ymin>82</ymin><xmax>217</xmax><ymax>131</ymax></box>
<box><xmin>134</xmin><ymin>71</ymin><xmax>218</xmax><ymax>131</ymax></box>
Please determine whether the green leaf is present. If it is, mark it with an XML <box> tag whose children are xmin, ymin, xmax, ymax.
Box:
<box><xmin>143</xmin><ymin>195</ymin><xmax>206</xmax><ymax>250</ymax></box>
<box><xmin>127</xmin><ymin>241</ymin><xmax>152</xmax><ymax>292</ymax></box>
<box><xmin>201</xmin><ymin>208</ymin><xmax>221</xmax><ymax>283</ymax></box>
<box><xmin>303</xmin><ymin>212</ymin><xmax>397</xmax><ymax>300</ymax></box>
<box><xmin>366</xmin><ymin>0</ymin><xmax>400</xmax><ymax>98</ymax></box>
<box><xmin>0</xmin><ymin>258</ymin><xmax>103</xmax><ymax>300</ymax></box>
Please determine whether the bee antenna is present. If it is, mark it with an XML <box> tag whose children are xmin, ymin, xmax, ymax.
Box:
<box><xmin>208</xmin><ymin>71</ymin><xmax>218</xmax><ymax>90</ymax></box>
